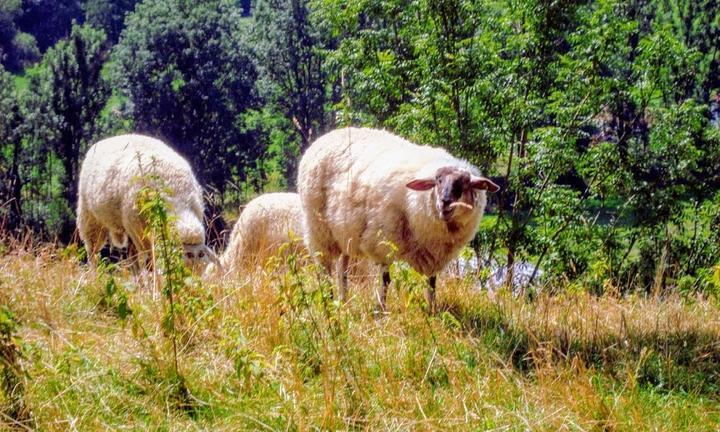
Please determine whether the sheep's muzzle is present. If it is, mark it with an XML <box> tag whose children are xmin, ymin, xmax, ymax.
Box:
<box><xmin>449</xmin><ymin>202</ymin><xmax>473</xmax><ymax>211</ymax></box>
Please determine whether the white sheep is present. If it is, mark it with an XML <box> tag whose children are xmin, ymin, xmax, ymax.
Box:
<box><xmin>297</xmin><ymin>127</ymin><xmax>499</xmax><ymax>313</ymax></box>
<box><xmin>77</xmin><ymin>133</ymin><xmax>220</xmax><ymax>269</ymax></box>
<box><xmin>209</xmin><ymin>192</ymin><xmax>306</xmax><ymax>276</ymax></box>
<box><xmin>206</xmin><ymin>192</ymin><xmax>372</xmax><ymax>280</ymax></box>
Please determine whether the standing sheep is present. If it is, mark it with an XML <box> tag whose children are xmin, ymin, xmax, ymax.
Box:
<box><xmin>208</xmin><ymin>192</ymin><xmax>306</xmax><ymax>276</ymax></box>
<box><xmin>77</xmin><ymin>134</ymin><xmax>220</xmax><ymax>269</ymax></box>
<box><xmin>297</xmin><ymin>127</ymin><xmax>499</xmax><ymax>313</ymax></box>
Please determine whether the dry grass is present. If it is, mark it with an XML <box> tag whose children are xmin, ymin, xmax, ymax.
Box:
<box><xmin>1</xmin><ymin>240</ymin><xmax>720</xmax><ymax>430</ymax></box>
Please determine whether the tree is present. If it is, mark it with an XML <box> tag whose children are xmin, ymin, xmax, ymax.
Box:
<box><xmin>253</xmin><ymin>0</ymin><xmax>333</xmax><ymax>153</ymax></box>
<box><xmin>315</xmin><ymin>0</ymin><xmax>587</xmax><ymax>283</ymax></box>
<box><xmin>0</xmin><ymin>65</ymin><xmax>24</xmax><ymax>232</ymax></box>
<box><xmin>0</xmin><ymin>0</ymin><xmax>39</xmax><ymax>71</ymax></box>
<box><xmin>16</xmin><ymin>0</ymin><xmax>84</xmax><ymax>52</ymax></box>
<box><xmin>653</xmin><ymin>0</ymin><xmax>720</xmax><ymax>102</ymax></box>
<box><xmin>315</xmin><ymin>0</ymin><xmax>720</xmax><ymax>292</ymax></box>
<box><xmin>312</xmin><ymin>0</ymin><xmax>419</xmax><ymax>125</ymax></box>
<box><xmin>112</xmin><ymin>0</ymin><xmax>261</xmax><ymax>193</ymax></box>
<box><xmin>25</xmin><ymin>24</ymin><xmax>110</xmax><ymax>239</ymax></box>
<box><xmin>84</xmin><ymin>0</ymin><xmax>141</xmax><ymax>43</ymax></box>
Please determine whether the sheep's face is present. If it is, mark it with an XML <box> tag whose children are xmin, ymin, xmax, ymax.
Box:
<box><xmin>183</xmin><ymin>244</ymin><xmax>221</xmax><ymax>271</ymax></box>
<box><xmin>406</xmin><ymin>167</ymin><xmax>500</xmax><ymax>222</ymax></box>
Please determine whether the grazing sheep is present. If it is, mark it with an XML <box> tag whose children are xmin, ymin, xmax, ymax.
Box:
<box><xmin>206</xmin><ymin>192</ymin><xmax>373</xmax><ymax>281</ymax></box>
<box><xmin>208</xmin><ymin>192</ymin><xmax>306</xmax><ymax>276</ymax></box>
<box><xmin>297</xmin><ymin>127</ymin><xmax>499</xmax><ymax>313</ymax></box>
<box><xmin>77</xmin><ymin>133</ymin><xmax>220</xmax><ymax>269</ymax></box>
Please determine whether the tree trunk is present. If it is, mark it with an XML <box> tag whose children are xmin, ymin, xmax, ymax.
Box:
<box><xmin>5</xmin><ymin>106</ymin><xmax>23</xmax><ymax>233</ymax></box>
<box><xmin>8</xmin><ymin>137</ymin><xmax>23</xmax><ymax>232</ymax></box>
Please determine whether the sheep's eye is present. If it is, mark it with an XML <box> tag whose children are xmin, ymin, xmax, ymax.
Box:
<box><xmin>199</xmin><ymin>251</ymin><xmax>205</xmax><ymax>258</ymax></box>
<box><xmin>452</xmin><ymin>183</ymin><xmax>463</xmax><ymax>199</ymax></box>
<box><xmin>186</xmin><ymin>252</ymin><xmax>194</xmax><ymax>259</ymax></box>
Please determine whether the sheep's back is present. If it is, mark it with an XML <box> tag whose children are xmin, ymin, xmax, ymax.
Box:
<box><xmin>299</xmin><ymin>128</ymin><xmax>457</xmax><ymax>251</ymax></box>
<box><xmin>79</xmin><ymin>134</ymin><xmax>203</xmax><ymax>237</ymax></box>
<box><xmin>220</xmin><ymin>192</ymin><xmax>305</xmax><ymax>271</ymax></box>
<box><xmin>300</xmin><ymin>127</ymin><xmax>462</xmax><ymax>201</ymax></box>
<box><xmin>242</xmin><ymin>192</ymin><xmax>304</xmax><ymax>254</ymax></box>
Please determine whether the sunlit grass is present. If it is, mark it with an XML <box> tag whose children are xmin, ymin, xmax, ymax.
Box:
<box><xmin>1</xmin><ymin>240</ymin><xmax>720</xmax><ymax>430</ymax></box>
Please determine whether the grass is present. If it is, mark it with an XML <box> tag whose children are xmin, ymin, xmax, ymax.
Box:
<box><xmin>1</xmin><ymin>239</ymin><xmax>720</xmax><ymax>430</ymax></box>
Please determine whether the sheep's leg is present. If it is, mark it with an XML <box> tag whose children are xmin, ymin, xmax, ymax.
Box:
<box><xmin>336</xmin><ymin>254</ymin><xmax>349</xmax><ymax>302</ymax></box>
<box><xmin>127</xmin><ymin>231</ymin><xmax>151</xmax><ymax>273</ymax></box>
<box><xmin>77</xmin><ymin>208</ymin><xmax>105</xmax><ymax>265</ymax></box>
<box><xmin>317</xmin><ymin>253</ymin><xmax>334</xmax><ymax>275</ymax></box>
<box><xmin>425</xmin><ymin>275</ymin><xmax>437</xmax><ymax>315</ymax></box>
<box><xmin>376</xmin><ymin>265</ymin><xmax>390</xmax><ymax>313</ymax></box>
<box><xmin>125</xmin><ymin>240</ymin><xmax>139</xmax><ymax>270</ymax></box>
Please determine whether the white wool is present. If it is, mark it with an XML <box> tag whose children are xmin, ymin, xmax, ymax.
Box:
<box><xmin>77</xmin><ymin>134</ymin><xmax>207</xmax><ymax>262</ymax></box>
<box><xmin>297</xmin><ymin>127</ymin><xmax>488</xmax><ymax>277</ymax></box>
<box><xmin>212</xmin><ymin>192</ymin><xmax>305</xmax><ymax>275</ymax></box>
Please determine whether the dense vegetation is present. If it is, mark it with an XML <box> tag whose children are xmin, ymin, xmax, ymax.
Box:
<box><xmin>2</xmin><ymin>240</ymin><xmax>720</xmax><ymax>429</ymax></box>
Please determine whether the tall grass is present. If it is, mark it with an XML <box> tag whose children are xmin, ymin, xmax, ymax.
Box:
<box><xmin>1</xmin><ymin>234</ymin><xmax>720</xmax><ymax>429</ymax></box>
<box><xmin>0</xmin><ymin>303</ymin><xmax>33</xmax><ymax>429</ymax></box>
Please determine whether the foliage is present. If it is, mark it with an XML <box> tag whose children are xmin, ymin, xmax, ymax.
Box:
<box><xmin>654</xmin><ymin>0</ymin><xmax>720</xmax><ymax>101</ymax></box>
<box><xmin>241</xmin><ymin>107</ymin><xmax>300</xmax><ymax>191</ymax></box>
<box><xmin>136</xmin><ymin>170</ymin><xmax>216</xmax><ymax>413</ymax></box>
<box><xmin>15</xmin><ymin>0</ymin><xmax>84</xmax><ymax>52</ymax></box>
<box><xmin>0</xmin><ymin>0</ymin><xmax>39</xmax><ymax>72</ymax></box>
<box><xmin>84</xmin><ymin>0</ymin><xmax>140</xmax><ymax>43</ymax></box>
<box><xmin>2</xmin><ymin>0</ymin><xmax>720</xmax><ymax>427</ymax></box>
<box><xmin>315</xmin><ymin>0</ymin><xmax>720</xmax><ymax>293</ymax></box>
<box><xmin>112</xmin><ymin>0</ymin><xmax>261</xmax><ymax>193</ymax></box>
<box><xmin>0</xmin><ymin>303</ymin><xmax>31</xmax><ymax>426</ymax></box>
<box><xmin>23</xmin><ymin>23</ymin><xmax>110</xmax><ymax>240</ymax></box>
<box><xmin>253</xmin><ymin>0</ymin><xmax>334</xmax><ymax>152</ymax></box>
<box><xmin>4</xmin><ymin>245</ymin><xmax>720</xmax><ymax>428</ymax></box>
<box><xmin>0</xmin><ymin>65</ymin><xmax>24</xmax><ymax>231</ymax></box>
<box><xmin>97</xmin><ymin>260</ymin><xmax>132</xmax><ymax>320</ymax></box>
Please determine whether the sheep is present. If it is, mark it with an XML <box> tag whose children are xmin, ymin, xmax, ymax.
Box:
<box><xmin>208</xmin><ymin>192</ymin><xmax>306</xmax><ymax>276</ymax></box>
<box><xmin>77</xmin><ymin>133</ymin><xmax>220</xmax><ymax>269</ymax></box>
<box><xmin>297</xmin><ymin>127</ymin><xmax>499</xmax><ymax>313</ymax></box>
<box><xmin>206</xmin><ymin>192</ymin><xmax>373</xmax><ymax>281</ymax></box>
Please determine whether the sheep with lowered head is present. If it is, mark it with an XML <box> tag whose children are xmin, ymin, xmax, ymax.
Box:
<box><xmin>206</xmin><ymin>192</ymin><xmax>373</xmax><ymax>280</ymax></box>
<box><xmin>297</xmin><ymin>127</ymin><xmax>499</xmax><ymax>313</ymax></box>
<box><xmin>77</xmin><ymin>133</ymin><xmax>220</xmax><ymax>269</ymax></box>
<box><xmin>207</xmin><ymin>192</ymin><xmax>306</xmax><ymax>276</ymax></box>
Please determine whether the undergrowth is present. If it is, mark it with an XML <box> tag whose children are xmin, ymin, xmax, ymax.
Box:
<box><xmin>1</xmin><ymin>232</ymin><xmax>720</xmax><ymax>429</ymax></box>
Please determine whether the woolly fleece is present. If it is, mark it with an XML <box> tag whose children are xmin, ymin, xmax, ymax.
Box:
<box><xmin>77</xmin><ymin>134</ymin><xmax>206</xmax><ymax>260</ymax></box>
<box><xmin>297</xmin><ymin>127</ymin><xmax>488</xmax><ymax>277</ymax></box>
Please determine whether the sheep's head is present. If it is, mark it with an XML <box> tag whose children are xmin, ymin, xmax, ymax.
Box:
<box><xmin>183</xmin><ymin>244</ymin><xmax>221</xmax><ymax>271</ymax></box>
<box><xmin>406</xmin><ymin>167</ymin><xmax>500</xmax><ymax>222</ymax></box>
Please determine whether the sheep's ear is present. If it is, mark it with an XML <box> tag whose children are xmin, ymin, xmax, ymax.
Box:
<box><xmin>470</xmin><ymin>176</ymin><xmax>500</xmax><ymax>193</ymax></box>
<box><xmin>406</xmin><ymin>178</ymin><xmax>435</xmax><ymax>191</ymax></box>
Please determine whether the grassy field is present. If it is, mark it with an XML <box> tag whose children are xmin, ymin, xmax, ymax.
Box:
<box><xmin>1</xmin><ymin>239</ymin><xmax>720</xmax><ymax>430</ymax></box>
